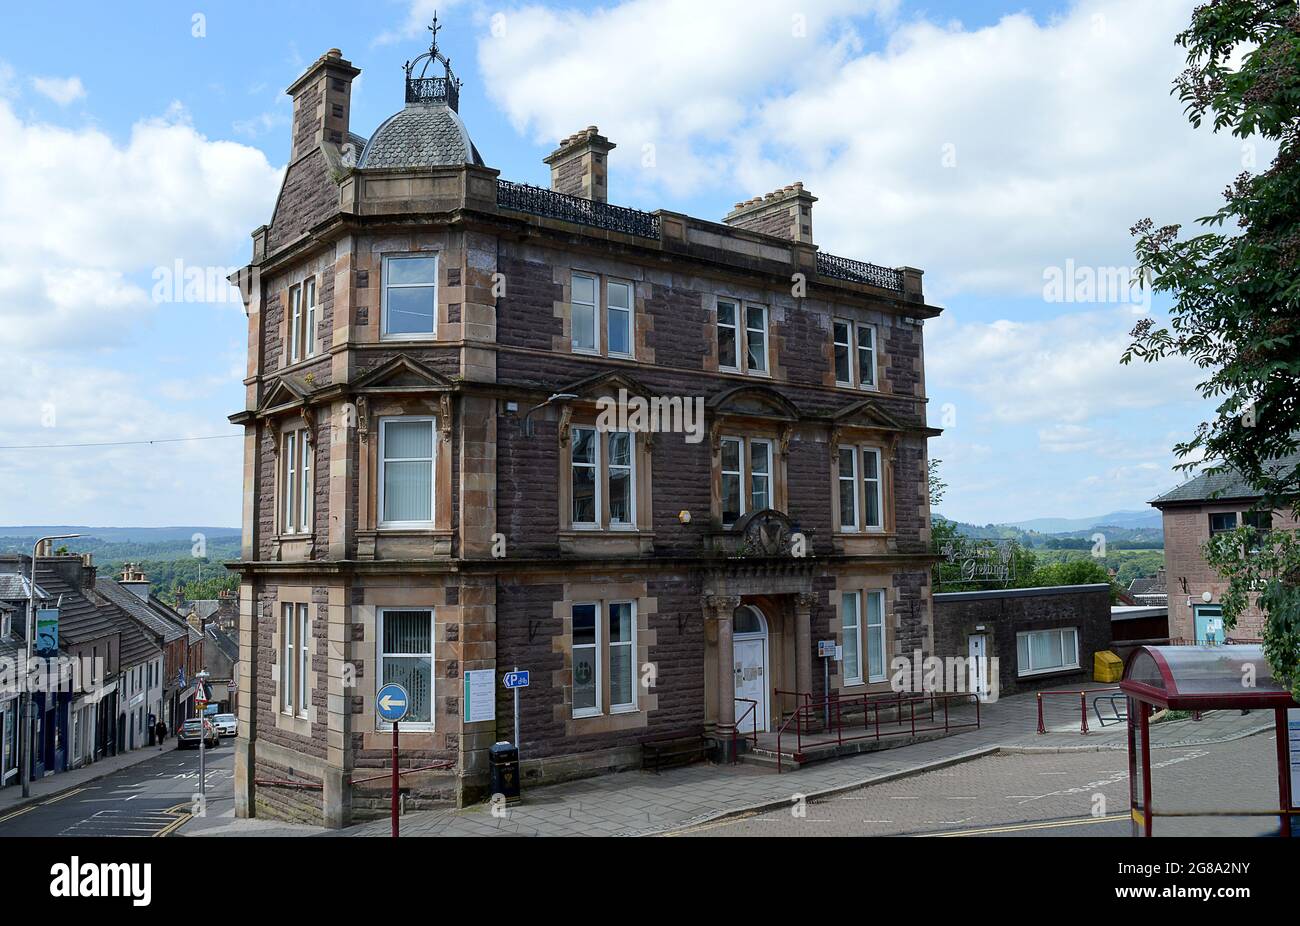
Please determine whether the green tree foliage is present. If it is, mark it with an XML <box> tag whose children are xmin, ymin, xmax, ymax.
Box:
<box><xmin>1123</xmin><ymin>0</ymin><xmax>1300</xmax><ymax>689</ymax></box>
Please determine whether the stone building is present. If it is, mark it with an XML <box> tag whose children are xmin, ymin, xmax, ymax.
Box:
<box><xmin>228</xmin><ymin>30</ymin><xmax>943</xmax><ymax>826</ymax></box>
<box><xmin>1151</xmin><ymin>452</ymin><xmax>1300</xmax><ymax>643</ymax></box>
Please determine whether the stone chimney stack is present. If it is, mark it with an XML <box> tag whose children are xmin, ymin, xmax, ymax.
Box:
<box><xmin>285</xmin><ymin>48</ymin><xmax>361</xmax><ymax>162</ymax></box>
<box><xmin>544</xmin><ymin>126</ymin><xmax>616</xmax><ymax>202</ymax></box>
<box><xmin>120</xmin><ymin>562</ymin><xmax>152</xmax><ymax>601</ymax></box>
<box><xmin>723</xmin><ymin>182</ymin><xmax>817</xmax><ymax>244</ymax></box>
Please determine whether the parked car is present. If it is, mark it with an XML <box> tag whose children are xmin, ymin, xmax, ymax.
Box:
<box><xmin>177</xmin><ymin>718</ymin><xmax>219</xmax><ymax>749</ymax></box>
<box><xmin>212</xmin><ymin>713</ymin><xmax>238</xmax><ymax>737</ymax></box>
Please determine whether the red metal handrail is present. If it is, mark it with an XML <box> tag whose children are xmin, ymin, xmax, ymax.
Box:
<box><xmin>1035</xmin><ymin>687</ymin><xmax>1121</xmax><ymax>735</ymax></box>
<box><xmin>350</xmin><ymin>759</ymin><xmax>456</xmax><ymax>786</ymax></box>
<box><xmin>775</xmin><ymin>690</ymin><xmax>980</xmax><ymax>772</ymax></box>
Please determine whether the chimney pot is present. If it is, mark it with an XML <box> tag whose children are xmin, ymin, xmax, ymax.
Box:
<box><xmin>723</xmin><ymin>182</ymin><xmax>818</xmax><ymax>244</ymax></box>
<box><xmin>544</xmin><ymin>126</ymin><xmax>617</xmax><ymax>203</ymax></box>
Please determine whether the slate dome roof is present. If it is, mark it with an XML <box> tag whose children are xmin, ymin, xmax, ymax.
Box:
<box><xmin>357</xmin><ymin>100</ymin><xmax>484</xmax><ymax>170</ymax></box>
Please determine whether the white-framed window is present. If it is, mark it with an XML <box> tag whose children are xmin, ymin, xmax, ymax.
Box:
<box><xmin>841</xmin><ymin>591</ymin><xmax>862</xmax><ymax>684</ymax></box>
<box><xmin>864</xmin><ymin>590</ymin><xmax>885</xmax><ymax>682</ymax></box>
<box><xmin>717</xmin><ymin>299</ymin><xmax>740</xmax><ymax>370</ymax></box>
<box><xmin>607</xmin><ymin>280</ymin><xmax>633</xmax><ymax>357</ymax></box>
<box><xmin>281</xmin><ymin>429</ymin><xmax>313</xmax><ymax>535</ymax></box>
<box><xmin>297</xmin><ymin>604</ymin><xmax>310</xmax><ymax>718</ymax></box>
<box><xmin>571</xmin><ymin>600</ymin><xmax>637</xmax><ymax>718</ymax></box>
<box><xmin>382</xmin><ymin>254</ymin><xmax>438</xmax><ymax>339</ymax></box>
<box><xmin>745</xmin><ymin>304</ymin><xmax>769</xmax><ymax>374</ymax></box>
<box><xmin>570</xmin><ymin>427</ymin><xmax>636</xmax><ymax>530</ymax></box>
<box><xmin>833</xmin><ymin>319</ymin><xmax>877</xmax><ymax>389</ymax></box>
<box><xmin>280</xmin><ymin>603</ymin><xmax>300</xmax><ymax>715</ymax></box>
<box><xmin>608</xmin><ymin>601</ymin><xmax>636</xmax><ymax>711</ymax></box>
<box><xmin>862</xmin><ymin>447</ymin><xmax>882</xmax><ymax>530</ymax></box>
<box><xmin>571</xmin><ymin>426</ymin><xmax>599</xmax><ymax>528</ymax></box>
<box><xmin>838</xmin><ymin>446</ymin><xmax>858</xmax><ymax>530</ymax></box>
<box><xmin>1016</xmin><ymin>627</ymin><xmax>1079</xmax><ymax>677</ymax></box>
<box><xmin>720</xmin><ymin>436</ymin><xmax>775</xmax><ymax>526</ymax></box>
<box><xmin>572</xmin><ymin>602</ymin><xmax>601</xmax><ymax>717</ymax></box>
<box><xmin>377</xmin><ymin>608</ymin><xmax>435</xmax><ymax>730</ymax></box>
<box><xmin>571</xmin><ymin>272</ymin><xmax>598</xmax><ymax>353</ymax></box>
<box><xmin>303</xmin><ymin>276</ymin><xmax>317</xmax><ymax>359</ymax></box>
<box><xmin>288</xmin><ymin>284</ymin><xmax>304</xmax><ymax>363</ymax></box>
<box><xmin>379</xmin><ymin>417</ymin><xmax>436</xmax><ymax>528</ymax></box>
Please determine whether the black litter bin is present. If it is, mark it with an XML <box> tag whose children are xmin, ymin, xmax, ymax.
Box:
<box><xmin>489</xmin><ymin>740</ymin><xmax>521</xmax><ymax>804</ymax></box>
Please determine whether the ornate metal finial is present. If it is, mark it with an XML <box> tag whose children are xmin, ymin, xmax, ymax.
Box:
<box><xmin>403</xmin><ymin>11</ymin><xmax>461</xmax><ymax>110</ymax></box>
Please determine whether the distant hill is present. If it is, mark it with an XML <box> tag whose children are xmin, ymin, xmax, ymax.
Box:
<box><xmin>1001</xmin><ymin>510</ymin><xmax>1162</xmax><ymax>533</ymax></box>
<box><xmin>0</xmin><ymin>526</ymin><xmax>240</xmax><ymax>544</ymax></box>
<box><xmin>934</xmin><ymin>514</ymin><xmax>1163</xmax><ymax>549</ymax></box>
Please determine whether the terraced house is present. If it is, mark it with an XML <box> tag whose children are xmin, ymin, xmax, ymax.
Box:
<box><xmin>229</xmin><ymin>29</ymin><xmax>943</xmax><ymax>827</ymax></box>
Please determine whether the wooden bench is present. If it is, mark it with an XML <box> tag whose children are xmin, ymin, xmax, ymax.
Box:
<box><xmin>640</xmin><ymin>733</ymin><xmax>711</xmax><ymax>773</ymax></box>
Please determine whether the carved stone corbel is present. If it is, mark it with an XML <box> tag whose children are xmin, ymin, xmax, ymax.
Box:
<box><xmin>557</xmin><ymin>404</ymin><xmax>573</xmax><ymax>447</ymax></box>
<box><xmin>301</xmin><ymin>405</ymin><xmax>316</xmax><ymax>444</ymax></box>
<box><xmin>709</xmin><ymin>419</ymin><xmax>723</xmax><ymax>456</ymax></box>
<box><xmin>356</xmin><ymin>395</ymin><xmax>369</xmax><ymax>444</ymax></box>
<box><xmin>828</xmin><ymin>428</ymin><xmax>840</xmax><ymax>459</ymax></box>
<box><xmin>439</xmin><ymin>394</ymin><xmax>453</xmax><ymax>443</ymax></box>
<box><xmin>779</xmin><ymin>425</ymin><xmax>793</xmax><ymax>455</ymax></box>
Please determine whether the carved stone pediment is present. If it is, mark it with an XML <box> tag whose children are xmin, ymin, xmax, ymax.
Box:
<box><xmin>707</xmin><ymin>385</ymin><xmax>800</xmax><ymax>422</ymax></box>
<box><xmin>257</xmin><ymin>375</ymin><xmax>311</xmax><ymax>416</ymax></box>
<box><xmin>556</xmin><ymin>369</ymin><xmax>658</xmax><ymax>404</ymax></box>
<box><xmin>351</xmin><ymin>354</ymin><xmax>456</xmax><ymax>393</ymax></box>
<box><xmin>831</xmin><ymin>398</ymin><xmax>906</xmax><ymax>433</ymax></box>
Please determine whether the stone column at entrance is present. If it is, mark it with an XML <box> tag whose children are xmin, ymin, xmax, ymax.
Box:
<box><xmin>795</xmin><ymin>593</ymin><xmax>816</xmax><ymax>700</ymax></box>
<box><xmin>704</xmin><ymin>595</ymin><xmax>740</xmax><ymax>759</ymax></box>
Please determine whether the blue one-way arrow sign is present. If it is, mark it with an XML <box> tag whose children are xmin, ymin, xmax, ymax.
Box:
<box><xmin>503</xmin><ymin>670</ymin><xmax>530</xmax><ymax>689</ymax></box>
<box><xmin>376</xmin><ymin>683</ymin><xmax>410</xmax><ymax>723</ymax></box>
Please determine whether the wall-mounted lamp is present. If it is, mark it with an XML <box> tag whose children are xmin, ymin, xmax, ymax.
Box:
<box><xmin>1201</xmin><ymin>591</ymin><xmax>1213</xmax><ymax>604</ymax></box>
<box><xmin>522</xmin><ymin>393</ymin><xmax>578</xmax><ymax>438</ymax></box>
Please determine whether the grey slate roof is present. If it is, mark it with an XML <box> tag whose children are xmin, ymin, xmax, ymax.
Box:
<box><xmin>0</xmin><ymin>573</ymin><xmax>49</xmax><ymax>601</ymax></box>
<box><xmin>207</xmin><ymin>625</ymin><xmax>239</xmax><ymax>663</ymax></box>
<box><xmin>95</xmin><ymin>578</ymin><xmax>186</xmax><ymax>643</ymax></box>
<box><xmin>358</xmin><ymin>102</ymin><xmax>484</xmax><ymax>169</ymax></box>
<box><xmin>117</xmin><ymin>619</ymin><xmax>160</xmax><ymax>669</ymax></box>
<box><xmin>1151</xmin><ymin>450</ymin><xmax>1300</xmax><ymax>506</ymax></box>
<box><xmin>1128</xmin><ymin>576</ymin><xmax>1167</xmax><ymax>598</ymax></box>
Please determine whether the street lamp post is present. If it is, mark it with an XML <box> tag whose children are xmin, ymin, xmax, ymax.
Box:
<box><xmin>20</xmin><ymin>533</ymin><xmax>80</xmax><ymax>798</ymax></box>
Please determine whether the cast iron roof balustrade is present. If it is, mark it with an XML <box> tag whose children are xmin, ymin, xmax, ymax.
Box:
<box><xmin>496</xmin><ymin>180</ymin><xmax>662</xmax><ymax>239</ymax></box>
<box><xmin>405</xmin><ymin>76</ymin><xmax>459</xmax><ymax>111</ymax></box>
<box><xmin>816</xmin><ymin>250</ymin><xmax>904</xmax><ymax>293</ymax></box>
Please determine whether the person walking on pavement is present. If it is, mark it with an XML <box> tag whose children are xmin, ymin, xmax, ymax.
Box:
<box><xmin>155</xmin><ymin>719</ymin><xmax>167</xmax><ymax>750</ymax></box>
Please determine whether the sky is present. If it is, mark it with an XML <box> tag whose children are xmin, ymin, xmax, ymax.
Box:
<box><xmin>0</xmin><ymin>0</ymin><xmax>1251</xmax><ymax>528</ymax></box>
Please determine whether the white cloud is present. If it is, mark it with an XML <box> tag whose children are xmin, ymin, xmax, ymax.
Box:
<box><xmin>926</xmin><ymin>307</ymin><xmax>1204</xmax><ymax>426</ymax></box>
<box><xmin>478</xmin><ymin>0</ymin><xmax>1260</xmax><ymax>295</ymax></box>
<box><xmin>30</xmin><ymin>75</ymin><xmax>86</xmax><ymax>105</ymax></box>
<box><xmin>375</xmin><ymin>0</ymin><xmax>468</xmax><ymax>47</ymax></box>
<box><xmin>0</xmin><ymin>96</ymin><xmax>282</xmax><ymax>350</ymax></box>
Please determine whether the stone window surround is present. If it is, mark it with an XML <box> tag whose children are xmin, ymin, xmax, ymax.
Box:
<box><xmin>270</xmin><ymin>413</ymin><xmax>317</xmax><ymax>553</ymax></box>
<box><xmin>831</xmin><ymin>316</ymin><xmax>880</xmax><ymax>392</ymax></box>
<box><xmin>557</xmin><ymin>410</ymin><xmax>653</xmax><ymax>536</ymax></box>
<box><xmin>560</xmin><ymin>267</ymin><xmax>638</xmax><ymax>360</ymax></box>
<box><xmin>709</xmin><ymin>423</ymin><xmax>790</xmax><ymax>526</ymax></box>
<box><xmin>355</xmin><ymin>397</ymin><xmax>454</xmax><ymax>539</ymax></box>
<box><xmin>830</xmin><ymin>430</ymin><xmax>897</xmax><ymax>540</ymax></box>
<box><xmin>374</xmin><ymin>606</ymin><xmax>437</xmax><ymax>732</ymax></box>
<box><xmin>277</xmin><ymin>425</ymin><xmax>314</xmax><ymax>538</ymax></box>
<box><xmin>552</xmin><ymin>579</ymin><xmax>658</xmax><ymax>737</ymax></box>
<box><xmin>277</xmin><ymin>264</ymin><xmax>324</xmax><ymax>372</ymax></box>
<box><xmin>830</xmin><ymin>574</ymin><xmax>896</xmax><ymax>694</ymax></box>
<box><xmin>270</xmin><ymin>586</ymin><xmax>317</xmax><ymax>739</ymax></box>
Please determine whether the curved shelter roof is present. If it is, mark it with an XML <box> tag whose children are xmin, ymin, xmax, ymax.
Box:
<box><xmin>1121</xmin><ymin>644</ymin><xmax>1298</xmax><ymax>710</ymax></box>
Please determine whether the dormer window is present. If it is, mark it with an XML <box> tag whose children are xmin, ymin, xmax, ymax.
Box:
<box><xmin>382</xmin><ymin>255</ymin><xmax>438</xmax><ymax>339</ymax></box>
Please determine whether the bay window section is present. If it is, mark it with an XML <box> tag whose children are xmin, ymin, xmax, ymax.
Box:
<box><xmin>382</xmin><ymin>254</ymin><xmax>438</xmax><ymax>339</ymax></box>
<box><xmin>378</xmin><ymin>609</ymin><xmax>434</xmax><ymax>728</ymax></box>
<box><xmin>379</xmin><ymin>418</ymin><xmax>436</xmax><ymax>527</ymax></box>
<box><xmin>717</xmin><ymin>300</ymin><xmax>739</xmax><ymax>370</ymax></box>
<box><xmin>571</xmin><ymin>272</ymin><xmax>598</xmax><ymax>353</ymax></box>
<box><xmin>281</xmin><ymin>429</ymin><xmax>312</xmax><ymax>535</ymax></box>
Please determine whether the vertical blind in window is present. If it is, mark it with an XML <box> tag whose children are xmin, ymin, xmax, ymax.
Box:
<box><xmin>381</xmin><ymin>610</ymin><xmax>433</xmax><ymax>724</ymax></box>
<box><xmin>841</xmin><ymin>592</ymin><xmax>861</xmax><ymax>682</ymax></box>
<box><xmin>608</xmin><ymin>602</ymin><xmax>634</xmax><ymax>709</ymax></box>
<box><xmin>572</xmin><ymin>604</ymin><xmax>598</xmax><ymax>714</ymax></box>
<box><xmin>382</xmin><ymin>419</ymin><xmax>434</xmax><ymax>524</ymax></box>
<box><xmin>572</xmin><ymin>273</ymin><xmax>597</xmax><ymax>352</ymax></box>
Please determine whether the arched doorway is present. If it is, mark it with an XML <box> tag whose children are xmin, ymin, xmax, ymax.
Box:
<box><xmin>733</xmin><ymin>604</ymin><xmax>769</xmax><ymax>733</ymax></box>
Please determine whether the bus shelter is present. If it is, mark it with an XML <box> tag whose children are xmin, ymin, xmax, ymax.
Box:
<box><xmin>1121</xmin><ymin>645</ymin><xmax>1298</xmax><ymax>836</ymax></box>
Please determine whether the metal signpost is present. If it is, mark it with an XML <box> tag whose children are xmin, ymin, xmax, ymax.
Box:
<box><xmin>195</xmin><ymin>670</ymin><xmax>210</xmax><ymax>800</ymax></box>
<box><xmin>376</xmin><ymin>683</ymin><xmax>410</xmax><ymax>838</ymax></box>
<box><xmin>503</xmin><ymin>669</ymin><xmax>530</xmax><ymax>753</ymax></box>
<box><xmin>817</xmin><ymin>641</ymin><xmax>838</xmax><ymax>727</ymax></box>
